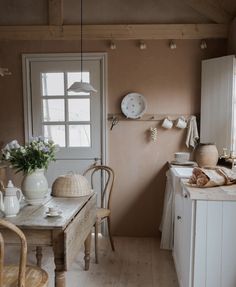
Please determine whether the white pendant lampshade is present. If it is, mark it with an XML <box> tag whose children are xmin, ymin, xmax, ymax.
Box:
<box><xmin>67</xmin><ymin>81</ymin><xmax>97</xmax><ymax>93</ymax></box>
<box><xmin>67</xmin><ymin>0</ymin><xmax>97</xmax><ymax>94</ymax></box>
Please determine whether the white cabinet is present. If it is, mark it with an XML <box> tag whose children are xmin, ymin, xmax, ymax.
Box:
<box><xmin>201</xmin><ymin>55</ymin><xmax>236</xmax><ymax>154</ymax></box>
<box><xmin>193</xmin><ymin>200</ymin><xmax>236</xmax><ymax>287</ymax></box>
<box><xmin>173</xmin><ymin>191</ymin><xmax>193</xmax><ymax>287</ymax></box>
<box><xmin>173</xmin><ymin>183</ymin><xmax>236</xmax><ymax>287</ymax></box>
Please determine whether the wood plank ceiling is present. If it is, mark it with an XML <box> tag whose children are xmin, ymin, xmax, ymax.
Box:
<box><xmin>0</xmin><ymin>0</ymin><xmax>235</xmax><ymax>40</ymax></box>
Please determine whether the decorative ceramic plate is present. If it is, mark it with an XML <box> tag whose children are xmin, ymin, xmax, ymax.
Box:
<box><xmin>121</xmin><ymin>93</ymin><xmax>147</xmax><ymax>119</ymax></box>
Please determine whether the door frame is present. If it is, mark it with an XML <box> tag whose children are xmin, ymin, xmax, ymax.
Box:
<box><xmin>22</xmin><ymin>52</ymin><xmax>108</xmax><ymax>165</ymax></box>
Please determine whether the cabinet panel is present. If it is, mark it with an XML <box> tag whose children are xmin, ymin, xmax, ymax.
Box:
<box><xmin>194</xmin><ymin>200</ymin><xmax>236</xmax><ymax>287</ymax></box>
<box><xmin>205</xmin><ymin>202</ymin><xmax>223</xmax><ymax>287</ymax></box>
<box><xmin>173</xmin><ymin>192</ymin><xmax>184</xmax><ymax>286</ymax></box>
<box><xmin>173</xmin><ymin>190</ymin><xmax>193</xmax><ymax>287</ymax></box>
<box><xmin>201</xmin><ymin>55</ymin><xmax>235</xmax><ymax>153</ymax></box>
<box><xmin>221</xmin><ymin>202</ymin><xmax>236</xmax><ymax>287</ymax></box>
<box><xmin>194</xmin><ymin>201</ymin><xmax>207</xmax><ymax>287</ymax></box>
<box><xmin>182</xmin><ymin>195</ymin><xmax>193</xmax><ymax>287</ymax></box>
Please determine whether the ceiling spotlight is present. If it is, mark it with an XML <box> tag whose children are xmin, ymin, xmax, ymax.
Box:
<box><xmin>200</xmin><ymin>40</ymin><xmax>207</xmax><ymax>49</ymax></box>
<box><xmin>139</xmin><ymin>41</ymin><xmax>147</xmax><ymax>50</ymax></box>
<box><xmin>169</xmin><ymin>40</ymin><xmax>177</xmax><ymax>50</ymax></box>
<box><xmin>0</xmin><ymin>67</ymin><xmax>12</xmax><ymax>77</ymax></box>
<box><xmin>109</xmin><ymin>41</ymin><xmax>116</xmax><ymax>50</ymax></box>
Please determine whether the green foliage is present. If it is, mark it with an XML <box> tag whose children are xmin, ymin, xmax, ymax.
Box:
<box><xmin>1</xmin><ymin>138</ymin><xmax>58</xmax><ymax>174</ymax></box>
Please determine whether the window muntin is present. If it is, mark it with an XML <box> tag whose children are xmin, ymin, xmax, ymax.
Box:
<box><xmin>41</xmin><ymin>72</ymin><xmax>91</xmax><ymax>147</ymax></box>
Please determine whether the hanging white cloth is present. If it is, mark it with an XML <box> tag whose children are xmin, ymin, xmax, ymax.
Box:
<box><xmin>160</xmin><ymin>170</ymin><xmax>176</xmax><ymax>250</ymax></box>
<box><xmin>186</xmin><ymin>116</ymin><xmax>199</xmax><ymax>148</ymax></box>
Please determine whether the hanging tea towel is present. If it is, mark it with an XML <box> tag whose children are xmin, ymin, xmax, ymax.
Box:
<box><xmin>186</xmin><ymin>116</ymin><xmax>199</xmax><ymax>148</ymax></box>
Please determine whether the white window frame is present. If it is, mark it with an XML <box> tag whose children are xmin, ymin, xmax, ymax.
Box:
<box><xmin>22</xmin><ymin>52</ymin><xmax>108</xmax><ymax>165</ymax></box>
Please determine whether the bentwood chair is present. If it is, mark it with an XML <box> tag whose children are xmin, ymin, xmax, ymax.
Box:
<box><xmin>0</xmin><ymin>219</ymin><xmax>48</xmax><ymax>287</ymax></box>
<box><xmin>0</xmin><ymin>181</ymin><xmax>4</xmax><ymax>194</ymax></box>
<box><xmin>83</xmin><ymin>165</ymin><xmax>115</xmax><ymax>263</ymax></box>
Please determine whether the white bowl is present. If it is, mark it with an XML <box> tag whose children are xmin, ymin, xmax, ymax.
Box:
<box><xmin>174</xmin><ymin>152</ymin><xmax>190</xmax><ymax>162</ymax></box>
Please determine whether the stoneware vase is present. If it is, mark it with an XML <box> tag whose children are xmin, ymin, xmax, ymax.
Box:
<box><xmin>21</xmin><ymin>168</ymin><xmax>48</xmax><ymax>205</ymax></box>
<box><xmin>195</xmin><ymin>143</ymin><xmax>219</xmax><ymax>167</ymax></box>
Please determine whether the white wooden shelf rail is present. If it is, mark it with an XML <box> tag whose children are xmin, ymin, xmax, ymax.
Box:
<box><xmin>108</xmin><ymin>113</ymin><xmax>199</xmax><ymax>130</ymax></box>
<box><xmin>108</xmin><ymin>113</ymin><xmax>195</xmax><ymax>122</ymax></box>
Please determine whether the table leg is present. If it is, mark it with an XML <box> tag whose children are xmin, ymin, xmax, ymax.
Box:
<box><xmin>84</xmin><ymin>231</ymin><xmax>92</xmax><ymax>271</ymax></box>
<box><xmin>53</xmin><ymin>230</ymin><xmax>66</xmax><ymax>287</ymax></box>
<box><xmin>55</xmin><ymin>271</ymin><xmax>66</xmax><ymax>287</ymax></box>
<box><xmin>36</xmin><ymin>246</ymin><xmax>43</xmax><ymax>267</ymax></box>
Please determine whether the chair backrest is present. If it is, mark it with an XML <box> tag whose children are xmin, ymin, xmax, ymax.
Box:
<box><xmin>0</xmin><ymin>181</ymin><xmax>4</xmax><ymax>193</ymax></box>
<box><xmin>0</xmin><ymin>219</ymin><xmax>27</xmax><ymax>287</ymax></box>
<box><xmin>83</xmin><ymin>165</ymin><xmax>115</xmax><ymax>210</ymax></box>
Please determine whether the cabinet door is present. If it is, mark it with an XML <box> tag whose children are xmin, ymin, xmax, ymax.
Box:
<box><xmin>173</xmin><ymin>191</ymin><xmax>184</xmax><ymax>286</ymax></box>
<box><xmin>174</xmin><ymin>190</ymin><xmax>193</xmax><ymax>287</ymax></box>
<box><xmin>194</xmin><ymin>200</ymin><xmax>236</xmax><ymax>287</ymax></box>
<box><xmin>182</xmin><ymin>194</ymin><xmax>194</xmax><ymax>287</ymax></box>
<box><xmin>201</xmin><ymin>55</ymin><xmax>235</xmax><ymax>154</ymax></box>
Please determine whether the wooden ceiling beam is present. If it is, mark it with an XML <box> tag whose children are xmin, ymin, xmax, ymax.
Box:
<box><xmin>182</xmin><ymin>0</ymin><xmax>232</xmax><ymax>24</ymax></box>
<box><xmin>0</xmin><ymin>24</ymin><xmax>228</xmax><ymax>41</ymax></box>
<box><xmin>48</xmin><ymin>0</ymin><xmax>63</xmax><ymax>26</ymax></box>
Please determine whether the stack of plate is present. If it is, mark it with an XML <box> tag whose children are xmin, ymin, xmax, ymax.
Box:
<box><xmin>171</xmin><ymin>152</ymin><xmax>195</xmax><ymax>166</ymax></box>
<box><xmin>174</xmin><ymin>152</ymin><xmax>190</xmax><ymax>162</ymax></box>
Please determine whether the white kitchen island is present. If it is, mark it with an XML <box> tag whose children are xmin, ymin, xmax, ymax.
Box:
<box><xmin>173</xmin><ymin>175</ymin><xmax>236</xmax><ymax>287</ymax></box>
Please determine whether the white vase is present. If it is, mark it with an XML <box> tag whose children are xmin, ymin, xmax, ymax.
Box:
<box><xmin>21</xmin><ymin>169</ymin><xmax>48</xmax><ymax>205</ymax></box>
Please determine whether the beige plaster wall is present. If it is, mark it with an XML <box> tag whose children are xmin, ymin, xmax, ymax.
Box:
<box><xmin>0</xmin><ymin>39</ymin><xmax>226</xmax><ymax>236</ymax></box>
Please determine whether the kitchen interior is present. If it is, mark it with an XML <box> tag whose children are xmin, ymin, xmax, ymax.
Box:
<box><xmin>0</xmin><ymin>0</ymin><xmax>236</xmax><ymax>287</ymax></box>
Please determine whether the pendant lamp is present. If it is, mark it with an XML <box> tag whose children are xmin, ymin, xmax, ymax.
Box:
<box><xmin>67</xmin><ymin>0</ymin><xmax>97</xmax><ymax>93</ymax></box>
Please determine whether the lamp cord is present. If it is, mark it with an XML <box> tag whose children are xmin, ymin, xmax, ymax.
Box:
<box><xmin>80</xmin><ymin>0</ymin><xmax>83</xmax><ymax>82</ymax></box>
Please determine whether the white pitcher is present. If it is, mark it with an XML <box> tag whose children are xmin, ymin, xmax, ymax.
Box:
<box><xmin>0</xmin><ymin>180</ymin><xmax>23</xmax><ymax>217</ymax></box>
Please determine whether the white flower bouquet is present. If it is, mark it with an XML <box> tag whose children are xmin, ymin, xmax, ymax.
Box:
<box><xmin>1</xmin><ymin>137</ymin><xmax>58</xmax><ymax>174</ymax></box>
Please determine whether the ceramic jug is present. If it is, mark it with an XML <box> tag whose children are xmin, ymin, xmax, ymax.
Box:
<box><xmin>0</xmin><ymin>180</ymin><xmax>23</xmax><ymax>217</ymax></box>
<box><xmin>195</xmin><ymin>143</ymin><xmax>219</xmax><ymax>167</ymax></box>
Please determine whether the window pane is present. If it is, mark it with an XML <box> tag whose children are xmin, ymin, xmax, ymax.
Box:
<box><xmin>42</xmin><ymin>73</ymin><xmax>64</xmax><ymax>96</ymax></box>
<box><xmin>67</xmin><ymin>72</ymin><xmax>90</xmax><ymax>96</ymax></box>
<box><xmin>44</xmin><ymin>125</ymin><xmax>65</xmax><ymax>147</ymax></box>
<box><xmin>69</xmin><ymin>125</ymin><xmax>90</xmax><ymax>147</ymax></box>
<box><xmin>233</xmin><ymin>102</ymin><xmax>236</xmax><ymax>152</ymax></box>
<box><xmin>43</xmin><ymin>99</ymin><xmax>65</xmax><ymax>122</ymax></box>
<box><xmin>68</xmin><ymin>99</ymin><xmax>90</xmax><ymax>121</ymax></box>
<box><xmin>234</xmin><ymin>74</ymin><xmax>236</xmax><ymax>100</ymax></box>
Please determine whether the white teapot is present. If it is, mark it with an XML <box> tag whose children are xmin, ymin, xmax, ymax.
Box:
<box><xmin>0</xmin><ymin>180</ymin><xmax>23</xmax><ymax>217</ymax></box>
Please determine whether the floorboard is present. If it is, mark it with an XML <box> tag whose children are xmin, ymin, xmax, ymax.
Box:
<box><xmin>6</xmin><ymin>236</ymin><xmax>179</xmax><ymax>287</ymax></box>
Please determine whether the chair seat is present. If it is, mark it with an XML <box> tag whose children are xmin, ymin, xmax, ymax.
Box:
<box><xmin>3</xmin><ymin>265</ymin><xmax>48</xmax><ymax>287</ymax></box>
<box><xmin>97</xmin><ymin>208</ymin><xmax>111</xmax><ymax>220</ymax></box>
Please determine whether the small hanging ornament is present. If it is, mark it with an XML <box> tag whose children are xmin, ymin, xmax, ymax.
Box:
<box><xmin>149</xmin><ymin>127</ymin><xmax>158</xmax><ymax>142</ymax></box>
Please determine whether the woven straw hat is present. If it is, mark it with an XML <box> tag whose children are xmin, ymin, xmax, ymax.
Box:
<box><xmin>52</xmin><ymin>173</ymin><xmax>92</xmax><ymax>197</ymax></box>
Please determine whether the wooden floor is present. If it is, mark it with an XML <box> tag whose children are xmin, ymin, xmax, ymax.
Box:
<box><xmin>7</xmin><ymin>236</ymin><xmax>179</xmax><ymax>287</ymax></box>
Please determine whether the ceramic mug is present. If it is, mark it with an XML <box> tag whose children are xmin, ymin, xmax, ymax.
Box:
<box><xmin>176</xmin><ymin>117</ymin><xmax>187</xmax><ymax>129</ymax></box>
<box><xmin>162</xmin><ymin>118</ymin><xmax>173</xmax><ymax>129</ymax></box>
<box><xmin>48</xmin><ymin>207</ymin><xmax>59</xmax><ymax>216</ymax></box>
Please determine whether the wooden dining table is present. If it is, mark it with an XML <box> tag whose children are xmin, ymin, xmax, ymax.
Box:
<box><xmin>0</xmin><ymin>192</ymin><xmax>96</xmax><ymax>287</ymax></box>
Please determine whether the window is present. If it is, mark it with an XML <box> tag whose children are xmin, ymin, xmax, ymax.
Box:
<box><xmin>41</xmin><ymin>72</ymin><xmax>91</xmax><ymax>147</ymax></box>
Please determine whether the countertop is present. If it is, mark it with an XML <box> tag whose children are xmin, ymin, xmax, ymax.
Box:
<box><xmin>182</xmin><ymin>179</ymin><xmax>236</xmax><ymax>201</ymax></box>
